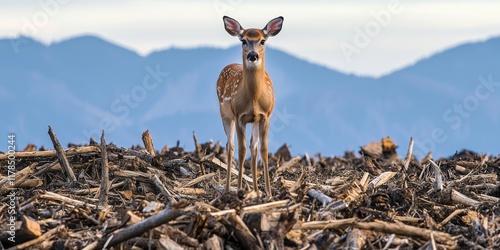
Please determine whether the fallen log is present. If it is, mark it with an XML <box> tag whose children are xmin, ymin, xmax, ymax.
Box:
<box><xmin>93</xmin><ymin>205</ymin><xmax>184</xmax><ymax>249</ymax></box>
<box><xmin>0</xmin><ymin>146</ymin><xmax>100</xmax><ymax>160</ymax></box>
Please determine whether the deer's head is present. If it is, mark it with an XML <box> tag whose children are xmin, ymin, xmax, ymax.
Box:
<box><xmin>223</xmin><ymin>16</ymin><xmax>284</xmax><ymax>69</ymax></box>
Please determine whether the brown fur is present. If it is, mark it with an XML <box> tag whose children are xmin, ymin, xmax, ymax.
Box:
<box><xmin>218</xmin><ymin>16</ymin><xmax>283</xmax><ymax>196</ymax></box>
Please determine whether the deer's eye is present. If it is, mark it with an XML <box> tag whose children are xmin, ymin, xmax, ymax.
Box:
<box><xmin>260</xmin><ymin>40</ymin><xmax>266</xmax><ymax>45</ymax></box>
<box><xmin>241</xmin><ymin>40</ymin><xmax>247</xmax><ymax>45</ymax></box>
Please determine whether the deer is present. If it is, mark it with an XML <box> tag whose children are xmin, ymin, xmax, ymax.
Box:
<box><xmin>216</xmin><ymin>16</ymin><xmax>284</xmax><ymax>197</ymax></box>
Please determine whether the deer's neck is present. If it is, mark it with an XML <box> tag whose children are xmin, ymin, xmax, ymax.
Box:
<box><xmin>242</xmin><ymin>65</ymin><xmax>266</xmax><ymax>99</ymax></box>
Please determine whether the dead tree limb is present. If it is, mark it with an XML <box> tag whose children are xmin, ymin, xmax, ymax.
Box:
<box><xmin>210</xmin><ymin>157</ymin><xmax>253</xmax><ymax>184</ymax></box>
<box><xmin>353</xmin><ymin>220</ymin><xmax>455</xmax><ymax>247</ymax></box>
<box><xmin>401</xmin><ymin>137</ymin><xmax>414</xmax><ymax>189</ymax></box>
<box><xmin>33</xmin><ymin>160</ymin><xmax>59</xmax><ymax>177</ymax></box>
<box><xmin>301</xmin><ymin>218</ymin><xmax>357</xmax><ymax>230</ymax></box>
<box><xmin>181</xmin><ymin>172</ymin><xmax>216</xmax><ymax>188</ymax></box>
<box><xmin>0</xmin><ymin>146</ymin><xmax>100</xmax><ymax>160</ymax></box>
<box><xmin>429</xmin><ymin>160</ymin><xmax>443</xmax><ymax>191</ymax></box>
<box><xmin>0</xmin><ymin>163</ymin><xmax>37</xmax><ymax>195</ymax></box>
<box><xmin>276</xmin><ymin>156</ymin><xmax>301</xmax><ymax>174</ymax></box>
<box><xmin>141</xmin><ymin>130</ymin><xmax>156</xmax><ymax>156</ymax></box>
<box><xmin>307</xmin><ymin>189</ymin><xmax>332</xmax><ymax>206</ymax></box>
<box><xmin>39</xmin><ymin>191</ymin><xmax>100</xmax><ymax>209</ymax></box>
<box><xmin>6</xmin><ymin>224</ymin><xmax>65</xmax><ymax>250</ymax></box>
<box><xmin>151</xmin><ymin>174</ymin><xmax>176</xmax><ymax>203</ymax></box>
<box><xmin>48</xmin><ymin>126</ymin><xmax>77</xmax><ymax>182</ymax></box>
<box><xmin>302</xmin><ymin>218</ymin><xmax>455</xmax><ymax>247</ymax></box>
<box><xmin>98</xmin><ymin>131</ymin><xmax>110</xmax><ymax>208</ymax></box>
<box><xmin>403</xmin><ymin>137</ymin><xmax>414</xmax><ymax>172</ymax></box>
<box><xmin>369</xmin><ymin>172</ymin><xmax>397</xmax><ymax>189</ymax></box>
<box><xmin>222</xmin><ymin>213</ymin><xmax>262</xmax><ymax>250</ymax></box>
<box><xmin>345</xmin><ymin>228</ymin><xmax>365</xmax><ymax>250</ymax></box>
<box><xmin>94</xmin><ymin>206</ymin><xmax>184</xmax><ymax>249</ymax></box>
<box><xmin>450</xmin><ymin>189</ymin><xmax>481</xmax><ymax>207</ymax></box>
<box><xmin>210</xmin><ymin>200</ymin><xmax>289</xmax><ymax>217</ymax></box>
<box><xmin>205</xmin><ymin>234</ymin><xmax>224</xmax><ymax>250</ymax></box>
<box><xmin>193</xmin><ymin>132</ymin><xmax>205</xmax><ymax>175</ymax></box>
<box><xmin>437</xmin><ymin>209</ymin><xmax>467</xmax><ymax>228</ymax></box>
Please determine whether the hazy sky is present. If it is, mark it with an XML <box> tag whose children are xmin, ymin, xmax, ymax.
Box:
<box><xmin>2</xmin><ymin>0</ymin><xmax>499</xmax><ymax>76</ymax></box>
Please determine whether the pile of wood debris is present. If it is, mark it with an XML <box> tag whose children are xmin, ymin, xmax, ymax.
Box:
<box><xmin>1</xmin><ymin>127</ymin><xmax>499</xmax><ymax>249</ymax></box>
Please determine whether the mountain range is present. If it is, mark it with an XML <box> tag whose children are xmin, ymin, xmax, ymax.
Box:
<box><xmin>1</xmin><ymin>35</ymin><xmax>499</xmax><ymax>158</ymax></box>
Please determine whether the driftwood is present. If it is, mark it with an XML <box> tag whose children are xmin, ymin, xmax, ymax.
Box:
<box><xmin>192</xmin><ymin>132</ymin><xmax>206</xmax><ymax>174</ymax></box>
<box><xmin>48</xmin><ymin>126</ymin><xmax>77</xmax><ymax>182</ymax></box>
<box><xmin>210</xmin><ymin>200</ymin><xmax>289</xmax><ymax>217</ymax></box>
<box><xmin>0</xmin><ymin>163</ymin><xmax>37</xmax><ymax>196</ymax></box>
<box><xmin>0</xmin><ymin>215</ymin><xmax>41</xmax><ymax>246</ymax></box>
<box><xmin>276</xmin><ymin>155</ymin><xmax>301</xmax><ymax>174</ymax></box>
<box><xmin>141</xmin><ymin>130</ymin><xmax>156</xmax><ymax>156</ymax></box>
<box><xmin>302</xmin><ymin>219</ymin><xmax>455</xmax><ymax>247</ymax></box>
<box><xmin>38</xmin><ymin>191</ymin><xmax>101</xmax><ymax>209</ymax></box>
<box><xmin>0</xmin><ymin>131</ymin><xmax>499</xmax><ymax>249</ymax></box>
<box><xmin>429</xmin><ymin>160</ymin><xmax>444</xmax><ymax>191</ymax></box>
<box><xmin>0</xmin><ymin>146</ymin><xmax>100</xmax><ymax>160</ymax></box>
<box><xmin>151</xmin><ymin>174</ymin><xmax>176</xmax><ymax>203</ymax></box>
<box><xmin>354</xmin><ymin>220</ymin><xmax>455</xmax><ymax>246</ymax></box>
<box><xmin>401</xmin><ymin>137</ymin><xmax>414</xmax><ymax>189</ymax></box>
<box><xmin>209</xmin><ymin>157</ymin><xmax>253</xmax><ymax>184</ymax></box>
<box><xmin>98</xmin><ymin>131</ymin><xmax>110</xmax><ymax>208</ymax></box>
<box><xmin>205</xmin><ymin>234</ymin><xmax>224</xmax><ymax>250</ymax></box>
<box><xmin>450</xmin><ymin>189</ymin><xmax>481</xmax><ymax>207</ymax></box>
<box><xmin>222</xmin><ymin>213</ymin><xmax>262</xmax><ymax>250</ymax></box>
<box><xmin>94</xmin><ymin>205</ymin><xmax>184</xmax><ymax>249</ymax></box>
<box><xmin>368</xmin><ymin>171</ymin><xmax>397</xmax><ymax>189</ymax></box>
<box><xmin>345</xmin><ymin>228</ymin><xmax>365</xmax><ymax>250</ymax></box>
<box><xmin>5</xmin><ymin>224</ymin><xmax>64</xmax><ymax>250</ymax></box>
<box><xmin>307</xmin><ymin>189</ymin><xmax>333</xmax><ymax>206</ymax></box>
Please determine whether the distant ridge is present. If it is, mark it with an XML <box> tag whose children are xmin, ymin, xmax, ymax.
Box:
<box><xmin>1</xmin><ymin>35</ymin><xmax>499</xmax><ymax>157</ymax></box>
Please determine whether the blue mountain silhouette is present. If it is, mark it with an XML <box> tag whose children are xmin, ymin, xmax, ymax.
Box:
<box><xmin>1</xmin><ymin>35</ymin><xmax>499</xmax><ymax>158</ymax></box>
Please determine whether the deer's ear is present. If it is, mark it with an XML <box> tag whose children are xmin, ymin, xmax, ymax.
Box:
<box><xmin>223</xmin><ymin>16</ymin><xmax>243</xmax><ymax>37</ymax></box>
<box><xmin>263</xmin><ymin>16</ymin><xmax>284</xmax><ymax>37</ymax></box>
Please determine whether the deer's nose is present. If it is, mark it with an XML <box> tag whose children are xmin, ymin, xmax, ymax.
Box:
<box><xmin>247</xmin><ymin>52</ymin><xmax>258</xmax><ymax>62</ymax></box>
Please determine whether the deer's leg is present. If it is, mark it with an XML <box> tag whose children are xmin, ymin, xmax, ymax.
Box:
<box><xmin>236</xmin><ymin>120</ymin><xmax>247</xmax><ymax>191</ymax></box>
<box><xmin>250</xmin><ymin>122</ymin><xmax>260</xmax><ymax>193</ymax></box>
<box><xmin>259</xmin><ymin>117</ymin><xmax>272</xmax><ymax>196</ymax></box>
<box><xmin>223</xmin><ymin>119</ymin><xmax>235</xmax><ymax>192</ymax></box>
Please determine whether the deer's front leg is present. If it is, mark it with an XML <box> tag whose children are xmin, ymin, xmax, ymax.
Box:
<box><xmin>250</xmin><ymin>122</ymin><xmax>260</xmax><ymax>193</ymax></box>
<box><xmin>223</xmin><ymin>119</ymin><xmax>235</xmax><ymax>192</ymax></box>
<box><xmin>236</xmin><ymin>121</ymin><xmax>247</xmax><ymax>191</ymax></box>
<box><xmin>259</xmin><ymin>117</ymin><xmax>272</xmax><ymax>196</ymax></box>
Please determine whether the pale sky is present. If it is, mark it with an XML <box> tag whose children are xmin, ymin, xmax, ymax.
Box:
<box><xmin>1</xmin><ymin>0</ymin><xmax>499</xmax><ymax>76</ymax></box>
